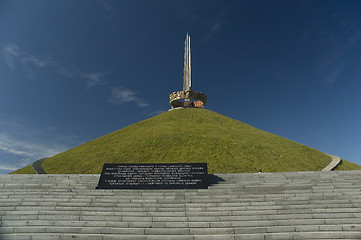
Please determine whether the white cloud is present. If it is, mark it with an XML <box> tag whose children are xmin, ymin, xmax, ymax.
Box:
<box><xmin>205</xmin><ymin>9</ymin><xmax>228</xmax><ymax>41</ymax></box>
<box><xmin>137</xmin><ymin>102</ymin><xmax>150</xmax><ymax>108</ymax></box>
<box><xmin>177</xmin><ymin>5</ymin><xmax>228</xmax><ymax>41</ymax></box>
<box><xmin>110</xmin><ymin>87</ymin><xmax>149</xmax><ymax>108</ymax></box>
<box><xmin>82</xmin><ymin>72</ymin><xmax>107</xmax><ymax>89</ymax></box>
<box><xmin>3</xmin><ymin>43</ymin><xmax>21</xmax><ymax>70</ymax></box>
<box><xmin>323</xmin><ymin>62</ymin><xmax>345</xmax><ymax>85</ymax></box>
<box><xmin>58</xmin><ymin>64</ymin><xmax>78</xmax><ymax>79</ymax></box>
<box><xmin>302</xmin><ymin>13</ymin><xmax>361</xmax><ymax>85</ymax></box>
<box><xmin>110</xmin><ymin>88</ymin><xmax>136</xmax><ymax>104</ymax></box>
<box><xmin>3</xmin><ymin>43</ymin><xmax>21</xmax><ymax>57</ymax></box>
<box><xmin>24</xmin><ymin>55</ymin><xmax>49</xmax><ymax>67</ymax></box>
<box><xmin>0</xmin><ymin>117</ymin><xmax>80</xmax><ymax>172</ymax></box>
<box><xmin>2</xmin><ymin>43</ymin><xmax>50</xmax><ymax>70</ymax></box>
<box><xmin>0</xmin><ymin>133</ymin><xmax>66</xmax><ymax>160</ymax></box>
<box><xmin>147</xmin><ymin>110</ymin><xmax>165</xmax><ymax>117</ymax></box>
<box><xmin>2</xmin><ymin>43</ymin><xmax>107</xmax><ymax>89</ymax></box>
<box><xmin>0</xmin><ymin>164</ymin><xmax>18</xmax><ymax>171</ymax></box>
<box><xmin>2</xmin><ymin>43</ymin><xmax>153</xmax><ymax>112</ymax></box>
<box><xmin>98</xmin><ymin>0</ymin><xmax>118</xmax><ymax>20</ymax></box>
<box><xmin>97</xmin><ymin>0</ymin><xmax>121</xmax><ymax>31</ymax></box>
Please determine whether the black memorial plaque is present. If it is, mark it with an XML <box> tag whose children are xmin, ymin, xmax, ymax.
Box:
<box><xmin>96</xmin><ymin>163</ymin><xmax>208</xmax><ymax>189</ymax></box>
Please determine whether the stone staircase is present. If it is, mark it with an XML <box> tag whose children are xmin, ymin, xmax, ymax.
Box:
<box><xmin>1</xmin><ymin>171</ymin><xmax>361</xmax><ymax>240</ymax></box>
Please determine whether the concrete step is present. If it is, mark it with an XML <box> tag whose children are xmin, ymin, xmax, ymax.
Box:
<box><xmin>2</xmin><ymin>207</ymin><xmax>361</xmax><ymax>217</ymax></box>
<box><xmin>1</xmin><ymin>170</ymin><xmax>361</xmax><ymax>239</ymax></box>
<box><xmin>1</xmin><ymin>232</ymin><xmax>361</xmax><ymax>240</ymax></box>
<box><xmin>2</xmin><ymin>213</ymin><xmax>359</xmax><ymax>222</ymax></box>
<box><xmin>2</xmin><ymin>224</ymin><xmax>361</xmax><ymax>233</ymax></box>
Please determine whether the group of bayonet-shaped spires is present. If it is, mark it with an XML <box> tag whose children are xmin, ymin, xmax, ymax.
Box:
<box><xmin>169</xmin><ymin>33</ymin><xmax>207</xmax><ymax>109</ymax></box>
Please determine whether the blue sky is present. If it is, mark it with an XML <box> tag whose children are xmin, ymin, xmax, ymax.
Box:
<box><xmin>1</xmin><ymin>0</ymin><xmax>361</xmax><ymax>174</ymax></box>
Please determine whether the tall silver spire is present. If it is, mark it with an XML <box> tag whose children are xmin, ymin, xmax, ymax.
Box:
<box><xmin>183</xmin><ymin>33</ymin><xmax>192</xmax><ymax>91</ymax></box>
<box><xmin>169</xmin><ymin>33</ymin><xmax>207</xmax><ymax>109</ymax></box>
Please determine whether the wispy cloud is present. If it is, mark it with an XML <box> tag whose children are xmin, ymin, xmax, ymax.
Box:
<box><xmin>302</xmin><ymin>12</ymin><xmax>361</xmax><ymax>85</ymax></box>
<box><xmin>0</xmin><ymin>117</ymin><xmax>81</xmax><ymax>172</ymax></box>
<box><xmin>322</xmin><ymin>61</ymin><xmax>345</xmax><ymax>85</ymax></box>
<box><xmin>205</xmin><ymin>9</ymin><xmax>228</xmax><ymax>41</ymax></box>
<box><xmin>2</xmin><ymin>43</ymin><xmax>155</xmax><ymax>111</ymax></box>
<box><xmin>97</xmin><ymin>0</ymin><xmax>120</xmax><ymax>31</ymax></box>
<box><xmin>110</xmin><ymin>87</ymin><xmax>149</xmax><ymax>108</ymax></box>
<box><xmin>0</xmin><ymin>164</ymin><xmax>18</xmax><ymax>171</ymax></box>
<box><xmin>177</xmin><ymin>4</ymin><xmax>229</xmax><ymax>41</ymax></box>
<box><xmin>2</xmin><ymin>43</ymin><xmax>107</xmax><ymax>88</ymax></box>
<box><xmin>98</xmin><ymin>0</ymin><xmax>118</xmax><ymax>20</ymax></box>
<box><xmin>82</xmin><ymin>72</ymin><xmax>107</xmax><ymax>89</ymax></box>
<box><xmin>3</xmin><ymin>44</ymin><xmax>20</xmax><ymax>70</ymax></box>
<box><xmin>177</xmin><ymin>5</ymin><xmax>201</xmax><ymax>24</ymax></box>
<box><xmin>3</xmin><ymin>43</ymin><xmax>50</xmax><ymax>70</ymax></box>
<box><xmin>146</xmin><ymin>110</ymin><xmax>165</xmax><ymax>117</ymax></box>
<box><xmin>0</xmin><ymin>133</ymin><xmax>65</xmax><ymax>159</ymax></box>
<box><xmin>0</xmin><ymin>131</ymin><xmax>69</xmax><ymax>172</ymax></box>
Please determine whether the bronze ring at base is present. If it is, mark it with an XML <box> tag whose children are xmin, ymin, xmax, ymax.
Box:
<box><xmin>169</xmin><ymin>90</ymin><xmax>207</xmax><ymax>108</ymax></box>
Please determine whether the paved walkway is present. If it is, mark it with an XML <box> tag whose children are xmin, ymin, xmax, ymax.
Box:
<box><xmin>322</xmin><ymin>154</ymin><xmax>341</xmax><ymax>171</ymax></box>
<box><xmin>31</xmin><ymin>157</ymin><xmax>48</xmax><ymax>174</ymax></box>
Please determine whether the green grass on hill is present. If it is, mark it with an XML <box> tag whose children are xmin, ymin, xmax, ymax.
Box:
<box><xmin>334</xmin><ymin>159</ymin><xmax>361</xmax><ymax>171</ymax></box>
<box><xmin>39</xmin><ymin>108</ymin><xmax>331</xmax><ymax>174</ymax></box>
<box><xmin>11</xmin><ymin>165</ymin><xmax>36</xmax><ymax>174</ymax></box>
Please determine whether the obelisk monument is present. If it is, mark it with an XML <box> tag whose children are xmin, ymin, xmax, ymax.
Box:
<box><xmin>183</xmin><ymin>33</ymin><xmax>192</xmax><ymax>92</ymax></box>
<box><xmin>169</xmin><ymin>33</ymin><xmax>207</xmax><ymax>109</ymax></box>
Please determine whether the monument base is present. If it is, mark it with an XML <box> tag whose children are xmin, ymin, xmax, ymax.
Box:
<box><xmin>168</xmin><ymin>106</ymin><xmax>205</xmax><ymax>111</ymax></box>
<box><xmin>169</xmin><ymin>90</ymin><xmax>207</xmax><ymax>109</ymax></box>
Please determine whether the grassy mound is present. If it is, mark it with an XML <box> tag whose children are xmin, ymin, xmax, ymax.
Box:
<box><xmin>11</xmin><ymin>165</ymin><xmax>36</xmax><ymax>174</ymax></box>
<box><xmin>334</xmin><ymin>159</ymin><xmax>361</xmax><ymax>171</ymax></box>
<box><xmin>38</xmin><ymin>108</ymin><xmax>331</xmax><ymax>174</ymax></box>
